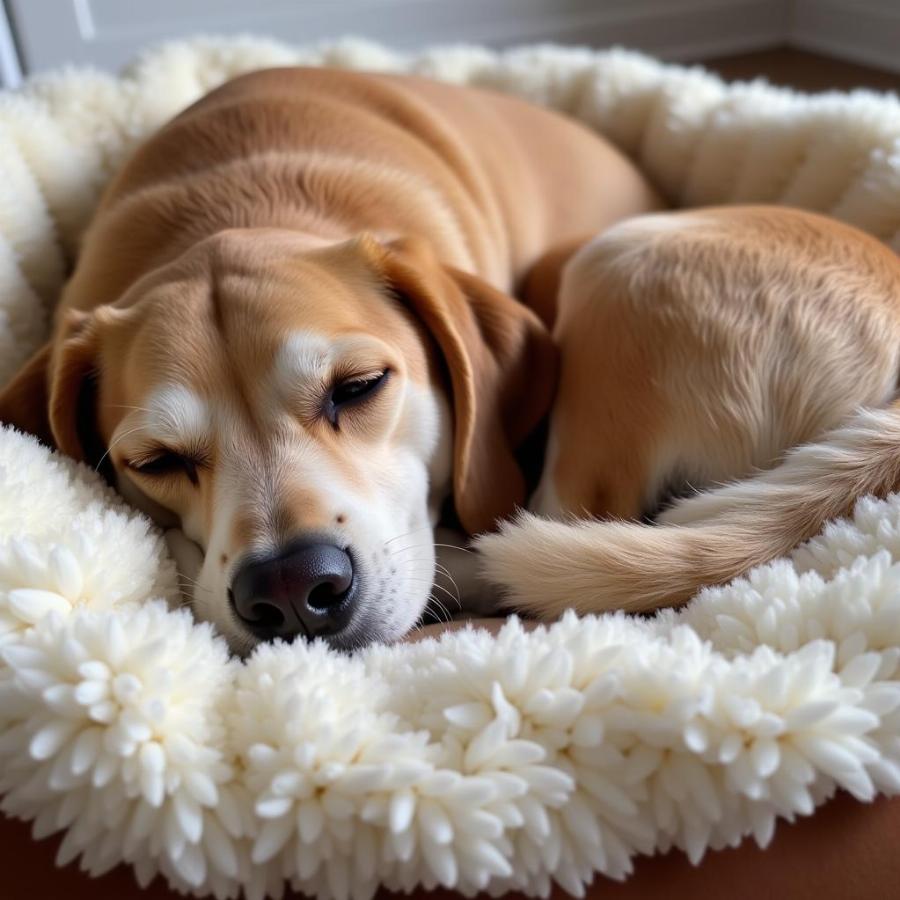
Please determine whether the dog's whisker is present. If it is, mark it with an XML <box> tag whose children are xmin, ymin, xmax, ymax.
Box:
<box><xmin>402</xmin><ymin>576</ymin><xmax>462</xmax><ymax>609</ymax></box>
<box><xmin>177</xmin><ymin>575</ymin><xmax>208</xmax><ymax>591</ymax></box>
<box><xmin>434</xmin><ymin>569</ymin><xmax>461</xmax><ymax>605</ymax></box>
<box><xmin>389</xmin><ymin>541</ymin><xmax>474</xmax><ymax>559</ymax></box>
<box><xmin>94</xmin><ymin>424</ymin><xmax>150</xmax><ymax>472</ymax></box>
<box><xmin>427</xmin><ymin>593</ymin><xmax>453</xmax><ymax>623</ymax></box>
<box><xmin>176</xmin><ymin>580</ymin><xmax>212</xmax><ymax>597</ymax></box>
<box><xmin>175</xmin><ymin>568</ymin><xmax>203</xmax><ymax>581</ymax></box>
<box><xmin>393</xmin><ymin>560</ymin><xmax>456</xmax><ymax>588</ymax></box>
<box><xmin>431</xmin><ymin>571</ymin><xmax>461</xmax><ymax>605</ymax></box>
<box><xmin>431</xmin><ymin>580</ymin><xmax>461</xmax><ymax>610</ymax></box>
<box><xmin>389</xmin><ymin>544</ymin><xmax>466</xmax><ymax>559</ymax></box>
<box><xmin>175</xmin><ymin>570</ymin><xmax>212</xmax><ymax>596</ymax></box>
<box><xmin>432</xmin><ymin>567</ymin><xmax>462</xmax><ymax>603</ymax></box>
<box><xmin>386</xmin><ymin>541</ymin><xmax>434</xmax><ymax>558</ymax></box>
<box><xmin>384</xmin><ymin>526</ymin><xmax>433</xmax><ymax>548</ymax></box>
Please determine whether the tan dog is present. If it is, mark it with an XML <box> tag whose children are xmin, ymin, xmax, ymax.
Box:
<box><xmin>0</xmin><ymin>67</ymin><xmax>659</xmax><ymax>652</ymax></box>
<box><xmin>478</xmin><ymin>206</ymin><xmax>900</xmax><ymax>616</ymax></box>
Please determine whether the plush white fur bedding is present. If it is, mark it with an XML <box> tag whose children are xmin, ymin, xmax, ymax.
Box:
<box><xmin>1</xmin><ymin>35</ymin><xmax>900</xmax><ymax>900</ymax></box>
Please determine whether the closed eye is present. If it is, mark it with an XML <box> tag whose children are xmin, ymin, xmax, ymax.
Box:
<box><xmin>326</xmin><ymin>369</ymin><xmax>389</xmax><ymax>426</ymax></box>
<box><xmin>127</xmin><ymin>451</ymin><xmax>200</xmax><ymax>485</ymax></box>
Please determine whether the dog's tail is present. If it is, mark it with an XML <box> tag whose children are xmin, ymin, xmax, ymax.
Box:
<box><xmin>476</xmin><ymin>404</ymin><xmax>900</xmax><ymax>617</ymax></box>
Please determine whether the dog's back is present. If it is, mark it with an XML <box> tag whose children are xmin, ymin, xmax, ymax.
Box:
<box><xmin>67</xmin><ymin>66</ymin><xmax>658</xmax><ymax>320</ymax></box>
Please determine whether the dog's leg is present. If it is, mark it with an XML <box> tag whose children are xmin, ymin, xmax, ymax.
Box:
<box><xmin>519</xmin><ymin>235</ymin><xmax>597</xmax><ymax>330</ymax></box>
<box><xmin>528</xmin><ymin>283</ymin><xmax>677</xmax><ymax>524</ymax></box>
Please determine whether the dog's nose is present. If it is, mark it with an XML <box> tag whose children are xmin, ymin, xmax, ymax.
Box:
<box><xmin>229</xmin><ymin>540</ymin><xmax>356</xmax><ymax>641</ymax></box>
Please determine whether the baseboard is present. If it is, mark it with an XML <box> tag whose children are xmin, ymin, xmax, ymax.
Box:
<box><xmin>789</xmin><ymin>0</ymin><xmax>900</xmax><ymax>76</ymax></box>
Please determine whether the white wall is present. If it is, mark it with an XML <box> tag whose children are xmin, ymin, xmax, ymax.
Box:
<box><xmin>0</xmin><ymin>0</ymin><xmax>897</xmax><ymax>88</ymax></box>
<box><xmin>790</xmin><ymin>0</ymin><xmax>900</xmax><ymax>74</ymax></box>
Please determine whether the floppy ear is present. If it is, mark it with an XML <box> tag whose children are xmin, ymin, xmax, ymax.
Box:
<box><xmin>362</xmin><ymin>236</ymin><xmax>558</xmax><ymax>534</ymax></box>
<box><xmin>0</xmin><ymin>343</ymin><xmax>54</xmax><ymax>445</ymax></box>
<box><xmin>0</xmin><ymin>310</ymin><xmax>101</xmax><ymax>461</ymax></box>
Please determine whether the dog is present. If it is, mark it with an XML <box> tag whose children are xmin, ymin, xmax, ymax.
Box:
<box><xmin>477</xmin><ymin>205</ymin><xmax>900</xmax><ymax>617</ymax></box>
<box><xmin>0</xmin><ymin>66</ymin><xmax>660</xmax><ymax>652</ymax></box>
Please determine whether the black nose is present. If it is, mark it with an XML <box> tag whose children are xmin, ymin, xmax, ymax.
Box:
<box><xmin>229</xmin><ymin>540</ymin><xmax>356</xmax><ymax>641</ymax></box>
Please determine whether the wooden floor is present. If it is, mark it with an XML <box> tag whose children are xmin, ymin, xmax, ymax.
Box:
<box><xmin>696</xmin><ymin>46</ymin><xmax>899</xmax><ymax>93</ymax></box>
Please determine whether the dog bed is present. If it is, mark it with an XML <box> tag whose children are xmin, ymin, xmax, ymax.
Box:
<box><xmin>2</xmin><ymin>35</ymin><xmax>900</xmax><ymax>900</ymax></box>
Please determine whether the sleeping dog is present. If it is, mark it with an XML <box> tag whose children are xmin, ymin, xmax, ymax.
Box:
<box><xmin>0</xmin><ymin>67</ymin><xmax>659</xmax><ymax>652</ymax></box>
<box><xmin>5</xmin><ymin>71</ymin><xmax>896</xmax><ymax>650</ymax></box>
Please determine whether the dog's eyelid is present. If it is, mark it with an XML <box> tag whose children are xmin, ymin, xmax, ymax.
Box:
<box><xmin>323</xmin><ymin>368</ymin><xmax>391</xmax><ymax>427</ymax></box>
<box><xmin>330</xmin><ymin>360</ymin><xmax>388</xmax><ymax>383</ymax></box>
<box><xmin>125</xmin><ymin>447</ymin><xmax>206</xmax><ymax>485</ymax></box>
<box><xmin>127</xmin><ymin>442</ymin><xmax>207</xmax><ymax>465</ymax></box>
<box><xmin>333</xmin><ymin>368</ymin><xmax>389</xmax><ymax>397</ymax></box>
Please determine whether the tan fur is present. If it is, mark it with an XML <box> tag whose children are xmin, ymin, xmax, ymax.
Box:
<box><xmin>0</xmin><ymin>67</ymin><xmax>660</xmax><ymax>647</ymax></box>
<box><xmin>479</xmin><ymin>206</ymin><xmax>900</xmax><ymax>618</ymax></box>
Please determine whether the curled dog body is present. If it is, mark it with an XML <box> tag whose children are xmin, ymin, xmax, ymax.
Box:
<box><xmin>0</xmin><ymin>66</ymin><xmax>660</xmax><ymax>649</ymax></box>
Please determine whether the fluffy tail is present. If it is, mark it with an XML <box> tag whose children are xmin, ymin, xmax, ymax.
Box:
<box><xmin>476</xmin><ymin>404</ymin><xmax>900</xmax><ymax>617</ymax></box>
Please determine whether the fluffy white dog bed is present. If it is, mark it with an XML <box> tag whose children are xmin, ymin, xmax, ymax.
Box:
<box><xmin>2</xmin><ymin>36</ymin><xmax>900</xmax><ymax>900</ymax></box>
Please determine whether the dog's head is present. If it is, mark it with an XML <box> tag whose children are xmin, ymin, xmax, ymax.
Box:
<box><xmin>0</xmin><ymin>229</ymin><xmax>555</xmax><ymax>651</ymax></box>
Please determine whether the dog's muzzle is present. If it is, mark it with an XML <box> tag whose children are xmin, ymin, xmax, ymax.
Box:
<box><xmin>229</xmin><ymin>538</ymin><xmax>357</xmax><ymax>642</ymax></box>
